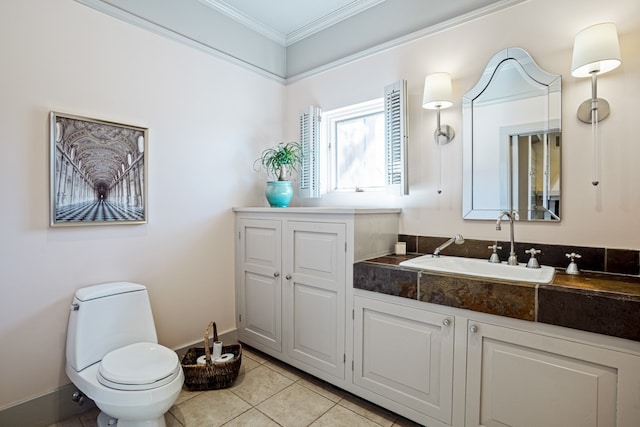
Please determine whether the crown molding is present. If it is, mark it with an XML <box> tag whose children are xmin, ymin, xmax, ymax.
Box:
<box><xmin>199</xmin><ymin>0</ymin><xmax>386</xmax><ymax>46</ymax></box>
<box><xmin>285</xmin><ymin>0</ymin><xmax>387</xmax><ymax>45</ymax></box>
<box><xmin>73</xmin><ymin>0</ymin><xmax>287</xmax><ymax>83</ymax></box>
<box><xmin>198</xmin><ymin>0</ymin><xmax>287</xmax><ymax>45</ymax></box>
<box><xmin>74</xmin><ymin>0</ymin><xmax>525</xmax><ymax>83</ymax></box>
<box><xmin>285</xmin><ymin>0</ymin><xmax>526</xmax><ymax>83</ymax></box>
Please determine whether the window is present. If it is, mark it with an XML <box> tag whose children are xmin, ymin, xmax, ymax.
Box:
<box><xmin>299</xmin><ymin>80</ymin><xmax>408</xmax><ymax>198</ymax></box>
<box><xmin>324</xmin><ymin>99</ymin><xmax>385</xmax><ymax>191</ymax></box>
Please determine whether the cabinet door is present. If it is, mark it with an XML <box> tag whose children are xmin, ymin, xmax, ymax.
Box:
<box><xmin>353</xmin><ymin>296</ymin><xmax>454</xmax><ymax>424</ymax></box>
<box><xmin>465</xmin><ymin>321</ymin><xmax>631</xmax><ymax>427</ymax></box>
<box><xmin>236</xmin><ymin>219</ymin><xmax>282</xmax><ymax>352</ymax></box>
<box><xmin>283</xmin><ymin>221</ymin><xmax>346</xmax><ymax>379</ymax></box>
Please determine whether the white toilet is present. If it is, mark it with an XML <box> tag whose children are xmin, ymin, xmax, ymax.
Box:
<box><xmin>65</xmin><ymin>282</ymin><xmax>184</xmax><ymax>427</ymax></box>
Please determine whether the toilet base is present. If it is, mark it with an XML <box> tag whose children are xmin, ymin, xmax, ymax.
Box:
<box><xmin>97</xmin><ymin>412</ymin><xmax>117</xmax><ymax>427</ymax></box>
<box><xmin>97</xmin><ymin>411</ymin><xmax>167</xmax><ymax>427</ymax></box>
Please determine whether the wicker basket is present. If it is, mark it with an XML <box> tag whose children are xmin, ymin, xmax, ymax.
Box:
<box><xmin>181</xmin><ymin>321</ymin><xmax>242</xmax><ymax>390</ymax></box>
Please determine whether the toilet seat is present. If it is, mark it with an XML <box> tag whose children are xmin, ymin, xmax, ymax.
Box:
<box><xmin>98</xmin><ymin>342</ymin><xmax>181</xmax><ymax>391</ymax></box>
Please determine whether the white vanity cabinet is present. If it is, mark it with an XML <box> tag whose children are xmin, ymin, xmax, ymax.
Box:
<box><xmin>353</xmin><ymin>294</ymin><xmax>455</xmax><ymax>426</ymax></box>
<box><xmin>352</xmin><ymin>290</ymin><xmax>640</xmax><ymax>427</ymax></box>
<box><xmin>235</xmin><ymin>208</ymin><xmax>640</xmax><ymax>426</ymax></box>
<box><xmin>283</xmin><ymin>220</ymin><xmax>346</xmax><ymax>379</ymax></box>
<box><xmin>234</xmin><ymin>218</ymin><xmax>283</xmax><ymax>353</ymax></box>
<box><xmin>465</xmin><ymin>319</ymin><xmax>640</xmax><ymax>427</ymax></box>
<box><xmin>234</xmin><ymin>208</ymin><xmax>400</xmax><ymax>385</ymax></box>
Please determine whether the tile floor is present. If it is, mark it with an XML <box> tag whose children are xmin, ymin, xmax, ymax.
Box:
<box><xmin>50</xmin><ymin>345</ymin><xmax>422</xmax><ymax>427</ymax></box>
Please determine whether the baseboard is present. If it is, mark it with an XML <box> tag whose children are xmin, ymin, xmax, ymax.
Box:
<box><xmin>0</xmin><ymin>383</ymin><xmax>97</xmax><ymax>427</ymax></box>
<box><xmin>0</xmin><ymin>328</ymin><xmax>238</xmax><ymax>427</ymax></box>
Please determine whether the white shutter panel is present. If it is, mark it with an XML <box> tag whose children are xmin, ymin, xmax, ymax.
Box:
<box><xmin>299</xmin><ymin>106</ymin><xmax>321</xmax><ymax>198</ymax></box>
<box><xmin>384</xmin><ymin>80</ymin><xmax>409</xmax><ymax>195</ymax></box>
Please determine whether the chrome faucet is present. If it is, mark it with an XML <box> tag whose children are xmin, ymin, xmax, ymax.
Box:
<box><xmin>433</xmin><ymin>234</ymin><xmax>464</xmax><ymax>257</ymax></box>
<box><xmin>496</xmin><ymin>212</ymin><xmax>518</xmax><ymax>265</ymax></box>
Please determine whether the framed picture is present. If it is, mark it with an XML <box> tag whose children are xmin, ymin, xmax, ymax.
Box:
<box><xmin>50</xmin><ymin>111</ymin><xmax>148</xmax><ymax>226</ymax></box>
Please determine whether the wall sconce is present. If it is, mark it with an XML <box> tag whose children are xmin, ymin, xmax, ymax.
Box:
<box><xmin>423</xmin><ymin>72</ymin><xmax>455</xmax><ymax>194</ymax></box>
<box><xmin>571</xmin><ymin>22</ymin><xmax>622</xmax><ymax>186</ymax></box>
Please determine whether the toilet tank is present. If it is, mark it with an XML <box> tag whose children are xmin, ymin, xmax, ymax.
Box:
<box><xmin>66</xmin><ymin>282</ymin><xmax>159</xmax><ymax>372</ymax></box>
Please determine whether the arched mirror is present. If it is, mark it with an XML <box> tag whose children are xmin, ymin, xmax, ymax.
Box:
<box><xmin>462</xmin><ymin>47</ymin><xmax>561</xmax><ymax>221</ymax></box>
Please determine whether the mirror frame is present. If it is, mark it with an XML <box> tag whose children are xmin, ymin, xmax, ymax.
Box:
<box><xmin>462</xmin><ymin>47</ymin><xmax>561</xmax><ymax>221</ymax></box>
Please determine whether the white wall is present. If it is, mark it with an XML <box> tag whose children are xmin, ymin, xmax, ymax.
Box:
<box><xmin>0</xmin><ymin>0</ymin><xmax>280</xmax><ymax>409</ymax></box>
<box><xmin>286</xmin><ymin>0</ymin><xmax>640</xmax><ymax>250</ymax></box>
<box><xmin>2</xmin><ymin>0</ymin><xmax>639</xmax><ymax>414</ymax></box>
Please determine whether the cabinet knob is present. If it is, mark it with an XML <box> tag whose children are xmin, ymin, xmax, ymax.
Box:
<box><xmin>285</xmin><ymin>274</ymin><xmax>292</xmax><ymax>280</ymax></box>
<box><xmin>469</xmin><ymin>324</ymin><xmax>478</xmax><ymax>333</ymax></box>
<box><xmin>274</xmin><ymin>272</ymin><xmax>280</xmax><ymax>278</ymax></box>
<box><xmin>442</xmin><ymin>318</ymin><xmax>451</xmax><ymax>327</ymax></box>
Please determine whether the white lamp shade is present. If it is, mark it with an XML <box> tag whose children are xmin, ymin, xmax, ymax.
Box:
<box><xmin>571</xmin><ymin>22</ymin><xmax>621</xmax><ymax>78</ymax></box>
<box><xmin>422</xmin><ymin>72</ymin><xmax>453</xmax><ymax>109</ymax></box>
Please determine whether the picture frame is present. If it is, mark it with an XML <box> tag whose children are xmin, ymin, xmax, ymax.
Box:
<box><xmin>49</xmin><ymin>111</ymin><xmax>148</xmax><ymax>226</ymax></box>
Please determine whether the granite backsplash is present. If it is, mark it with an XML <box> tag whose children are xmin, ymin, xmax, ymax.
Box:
<box><xmin>398</xmin><ymin>234</ymin><xmax>640</xmax><ymax>276</ymax></box>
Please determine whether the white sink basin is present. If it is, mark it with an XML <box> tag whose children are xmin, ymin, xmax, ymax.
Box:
<box><xmin>399</xmin><ymin>255</ymin><xmax>555</xmax><ymax>284</ymax></box>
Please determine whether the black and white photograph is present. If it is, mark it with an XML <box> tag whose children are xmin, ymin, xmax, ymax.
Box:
<box><xmin>50</xmin><ymin>112</ymin><xmax>148</xmax><ymax>226</ymax></box>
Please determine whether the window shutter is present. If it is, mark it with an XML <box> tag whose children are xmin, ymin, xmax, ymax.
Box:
<box><xmin>299</xmin><ymin>106</ymin><xmax>321</xmax><ymax>198</ymax></box>
<box><xmin>384</xmin><ymin>80</ymin><xmax>409</xmax><ymax>195</ymax></box>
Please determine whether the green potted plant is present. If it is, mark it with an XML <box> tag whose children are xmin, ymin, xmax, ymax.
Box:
<box><xmin>254</xmin><ymin>142</ymin><xmax>302</xmax><ymax>207</ymax></box>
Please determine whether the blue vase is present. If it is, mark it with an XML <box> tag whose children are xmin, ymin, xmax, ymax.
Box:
<box><xmin>265</xmin><ymin>181</ymin><xmax>294</xmax><ymax>207</ymax></box>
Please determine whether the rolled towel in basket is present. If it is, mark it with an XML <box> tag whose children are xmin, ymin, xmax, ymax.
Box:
<box><xmin>214</xmin><ymin>353</ymin><xmax>234</xmax><ymax>363</ymax></box>
<box><xmin>196</xmin><ymin>353</ymin><xmax>234</xmax><ymax>364</ymax></box>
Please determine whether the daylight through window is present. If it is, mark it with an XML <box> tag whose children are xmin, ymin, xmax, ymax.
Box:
<box><xmin>324</xmin><ymin>99</ymin><xmax>385</xmax><ymax>192</ymax></box>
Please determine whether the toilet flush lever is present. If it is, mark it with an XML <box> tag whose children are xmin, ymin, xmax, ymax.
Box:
<box><xmin>70</xmin><ymin>303</ymin><xmax>79</xmax><ymax>311</ymax></box>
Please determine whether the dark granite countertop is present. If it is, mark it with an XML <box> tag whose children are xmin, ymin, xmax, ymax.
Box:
<box><xmin>547</xmin><ymin>271</ymin><xmax>640</xmax><ymax>295</ymax></box>
<box><xmin>355</xmin><ymin>254</ymin><xmax>640</xmax><ymax>341</ymax></box>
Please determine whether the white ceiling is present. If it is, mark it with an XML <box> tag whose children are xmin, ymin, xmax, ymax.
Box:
<box><xmin>200</xmin><ymin>0</ymin><xmax>387</xmax><ymax>45</ymax></box>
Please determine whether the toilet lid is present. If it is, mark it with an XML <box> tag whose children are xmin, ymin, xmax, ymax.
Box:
<box><xmin>98</xmin><ymin>342</ymin><xmax>180</xmax><ymax>390</ymax></box>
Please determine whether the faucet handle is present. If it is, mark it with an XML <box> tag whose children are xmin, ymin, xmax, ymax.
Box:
<box><xmin>487</xmin><ymin>243</ymin><xmax>502</xmax><ymax>263</ymax></box>
<box><xmin>565</xmin><ymin>253</ymin><xmax>581</xmax><ymax>275</ymax></box>
<box><xmin>525</xmin><ymin>248</ymin><xmax>541</xmax><ymax>269</ymax></box>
